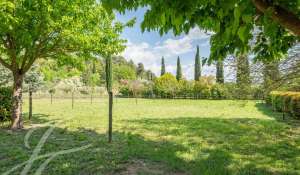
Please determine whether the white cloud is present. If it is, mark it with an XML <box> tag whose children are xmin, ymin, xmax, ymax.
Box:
<box><xmin>153</xmin><ymin>28</ymin><xmax>211</xmax><ymax>56</ymax></box>
<box><xmin>181</xmin><ymin>64</ymin><xmax>216</xmax><ymax>80</ymax></box>
<box><xmin>154</xmin><ymin>37</ymin><xmax>193</xmax><ymax>56</ymax></box>
<box><xmin>121</xmin><ymin>27</ymin><xmax>212</xmax><ymax>79</ymax></box>
<box><xmin>122</xmin><ymin>40</ymin><xmax>162</xmax><ymax>75</ymax></box>
<box><xmin>187</xmin><ymin>28</ymin><xmax>213</xmax><ymax>40</ymax></box>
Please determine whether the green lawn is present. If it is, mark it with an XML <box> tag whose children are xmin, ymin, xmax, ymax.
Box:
<box><xmin>1</xmin><ymin>98</ymin><xmax>300</xmax><ymax>175</ymax></box>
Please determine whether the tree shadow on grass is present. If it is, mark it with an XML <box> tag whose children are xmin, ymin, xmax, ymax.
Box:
<box><xmin>1</xmin><ymin>111</ymin><xmax>300</xmax><ymax>175</ymax></box>
<box><xmin>23</xmin><ymin>113</ymin><xmax>53</xmax><ymax>123</ymax></box>
<box><xmin>121</xmin><ymin>116</ymin><xmax>300</xmax><ymax>175</ymax></box>
<box><xmin>0</xmin><ymin>113</ymin><xmax>52</xmax><ymax>129</ymax></box>
<box><xmin>0</xmin><ymin>114</ymin><xmax>189</xmax><ymax>175</ymax></box>
<box><xmin>255</xmin><ymin>102</ymin><xmax>300</xmax><ymax>128</ymax></box>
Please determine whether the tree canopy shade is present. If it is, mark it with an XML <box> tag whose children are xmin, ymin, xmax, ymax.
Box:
<box><xmin>0</xmin><ymin>0</ymin><xmax>127</xmax><ymax>129</ymax></box>
<box><xmin>103</xmin><ymin>0</ymin><xmax>300</xmax><ymax>62</ymax></box>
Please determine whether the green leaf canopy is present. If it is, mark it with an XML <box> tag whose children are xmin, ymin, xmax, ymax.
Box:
<box><xmin>103</xmin><ymin>0</ymin><xmax>300</xmax><ymax>62</ymax></box>
<box><xmin>0</xmin><ymin>0</ymin><xmax>126</xmax><ymax>74</ymax></box>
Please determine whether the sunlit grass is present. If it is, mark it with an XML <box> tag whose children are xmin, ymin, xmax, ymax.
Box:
<box><xmin>1</xmin><ymin>98</ymin><xmax>300</xmax><ymax>174</ymax></box>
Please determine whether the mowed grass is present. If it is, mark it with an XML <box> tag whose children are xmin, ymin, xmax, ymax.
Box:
<box><xmin>1</xmin><ymin>98</ymin><xmax>300</xmax><ymax>175</ymax></box>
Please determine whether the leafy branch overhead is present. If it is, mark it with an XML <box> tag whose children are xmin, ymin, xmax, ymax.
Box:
<box><xmin>0</xmin><ymin>1</ymin><xmax>127</xmax><ymax>74</ymax></box>
<box><xmin>103</xmin><ymin>0</ymin><xmax>300</xmax><ymax>61</ymax></box>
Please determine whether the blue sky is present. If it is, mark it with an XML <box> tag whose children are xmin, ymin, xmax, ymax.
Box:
<box><xmin>116</xmin><ymin>8</ymin><xmax>215</xmax><ymax>79</ymax></box>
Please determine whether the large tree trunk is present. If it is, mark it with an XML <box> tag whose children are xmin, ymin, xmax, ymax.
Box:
<box><xmin>252</xmin><ymin>0</ymin><xmax>300</xmax><ymax>36</ymax></box>
<box><xmin>11</xmin><ymin>73</ymin><xmax>24</xmax><ymax>130</ymax></box>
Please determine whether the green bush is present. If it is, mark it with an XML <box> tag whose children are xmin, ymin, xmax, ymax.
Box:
<box><xmin>193</xmin><ymin>77</ymin><xmax>215</xmax><ymax>99</ymax></box>
<box><xmin>177</xmin><ymin>80</ymin><xmax>194</xmax><ymax>98</ymax></box>
<box><xmin>48</xmin><ymin>88</ymin><xmax>56</xmax><ymax>94</ymax></box>
<box><xmin>211</xmin><ymin>84</ymin><xmax>228</xmax><ymax>99</ymax></box>
<box><xmin>235</xmin><ymin>84</ymin><xmax>252</xmax><ymax>100</ymax></box>
<box><xmin>119</xmin><ymin>80</ymin><xmax>151</xmax><ymax>98</ymax></box>
<box><xmin>154</xmin><ymin>73</ymin><xmax>178</xmax><ymax>98</ymax></box>
<box><xmin>269</xmin><ymin>91</ymin><xmax>300</xmax><ymax>118</ymax></box>
<box><xmin>0</xmin><ymin>87</ymin><xmax>12</xmax><ymax>121</ymax></box>
<box><xmin>119</xmin><ymin>85</ymin><xmax>132</xmax><ymax>97</ymax></box>
<box><xmin>194</xmin><ymin>81</ymin><xmax>211</xmax><ymax>99</ymax></box>
<box><xmin>141</xmin><ymin>82</ymin><xmax>154</xmax><ymax>98</ymax></box>
<box><xmin>118</xmin><ymin>76</ymin><xmax>265</xmax><ymax>100</ymax></box>
<box><xmin>251</xmin><ymin>86</ymin><xmax>265</xmax><ymax>100</ymax></box>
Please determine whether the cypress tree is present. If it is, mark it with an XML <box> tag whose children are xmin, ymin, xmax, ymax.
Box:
<box><xmin>263</xmin><ymin>61</ymin><xmax>280</xmax><ymax>94</ymax></box>
<box><xmin>161</xmin><ymin>57</ymin><xmax>166</xmax><ymax>76</ymax></box>
<box><xmin>194</xmin><ymin>46</ymin><xmax>201</xmax><ymax>81</ymax></box>
<box><xmin>216</xmin><ymin>60</ymin><xmax>224</xmax><ymax>84</ymax></box>
<box><xmin>236</xmin><ymin>55</ymin><xmax>250</xmax><ymax>85</ymax></box>
<box><xmin>176</xmin><ymin>56</ymin><xmax>182</xmax><ymax>81</ymax></box>
<box><xmin>236</xmin><ymin>54</ymin><xmax>251</xmax><ymax>99</ymax></box>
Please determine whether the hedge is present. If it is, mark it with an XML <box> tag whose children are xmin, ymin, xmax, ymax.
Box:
<box><xmin>268</xmin><ymin>91</ymin><xmax>300</xmax><ymax>118</ymax></box>
<box><xmin>0</xmin><ymin>87</ymin><xmax>12</xmax><ymax>121</ymax></box>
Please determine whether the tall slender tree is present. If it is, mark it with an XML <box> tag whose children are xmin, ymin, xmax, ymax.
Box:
<box><xmin>136</xmin><ymin>62</ymin><xmax>145</xmax><ymax>79</ymax></box>
<box><xmin>216</xmin><ymin>60</ymin><xmax>224</xmax><ymax>84</ymax></box>
<box><xmin>236</xmin><ymin>55</ymin><xmax>251</xmax><ymax>99</ymax></box>
<box><xmin>263</xmin><ymin>61</ymin><xmax>280</xmax><ymax>93</ymax></box>
<box><xmin>24</xmin><ymin>65</ymin><xmax>43</xmax><ymax>120</ymax></box>
<box><xmin>176</xmin><ymin>56</ymin><xmax>182</xmax><ymax>81</ymax></box>
<box><xmin>161</xmin><ymin>57</ymin><xmax>166</xmax><ymax>76</ymax></box>
<box><xmin>236</xmin><ymin>55</ymin><xmax>251</xmax><ymax>85</ymax></box>
<box><xmin>194</xmin><ymin>46</ymin><xmax>201</xmax><ymax>81</ymax></box>
<box><xmin>105</xmin><ymin>56</ymin><xmax>113</xmax><ymax>143</ymax></box>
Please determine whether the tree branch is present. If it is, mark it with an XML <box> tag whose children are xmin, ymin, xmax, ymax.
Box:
<box><xmin>252</xmin><ymin>0</ymin><xmax>300</xmax><ymax>36</ymax></box>
<box><xmin>23</xmin><ymin>57</ymin><xmax>38</xmax><ymax>73</ymax></box>
<box><xmin>0</xmin><ymin>56</ymin><xmax>12</xmax><ymax>70</ymax></box>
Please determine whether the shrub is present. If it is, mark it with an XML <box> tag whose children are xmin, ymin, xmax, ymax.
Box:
<box><xmin>194</xmin><ymin>80</ymin><xmax>211</xmax><ymax>99</ymax></box>
<box><xmin>0</xmin><ymin>87</ymin><xmax>12</xmax><ymax>122</ymax></box>
<box><xmin>211</xmin><ymin>84</ymin><xmax>228</xmax><ymax>99</ymax></box>
<box><xmin>48</xmin><ymin>88</ymin><xmax>56</xmax><ymax>94</ymax></box>
<box><xmin>119</xmin><ymin>85</ymin><xmax>132</xmax><ymax>97</ymax></box>
<box><xmin>177</xmin><ymin>80</ymin><xmax>194</xmax><ymax>98</ymax></box>
<box><xmin>251</xmin><ymin>86</ymin><xmax>265</xmax><ymax>100</ymax></box>
<box><xmin>79</xmin><ymin>88</ymin><xmax>89</xmax><ymax>95</ymax></box>
<box><xmin>119</xmin><ymin>80</ymin><xmax>151</xmax><ymax>98</ymax></box>
<box><xmin>269</xmin><ymin>91</ymin><xmax>300</xmax><ymax>118</ymax></box>
<box><xmin>290</xmin><ymin>95</ymin><xmax>300</xmax><ymax>117</ymax></box>
<box><xmin>154</xmin><ymin>73</ymin><xmax>178</xmax><ymax>98</ymax></box>
<box><xmin>141</xmin><ymin>82</ymin><xmax>154</xmax><ymax>98</ymax></box>
<box><xmin>129</xmin><ymin>80</ymin><xmax>145</xmax><ymax>98</ymax></box>
<box><xmin>235</xmin><ymin>84</ymin><xmax>252</xmax><ymax>99</ymax></box>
